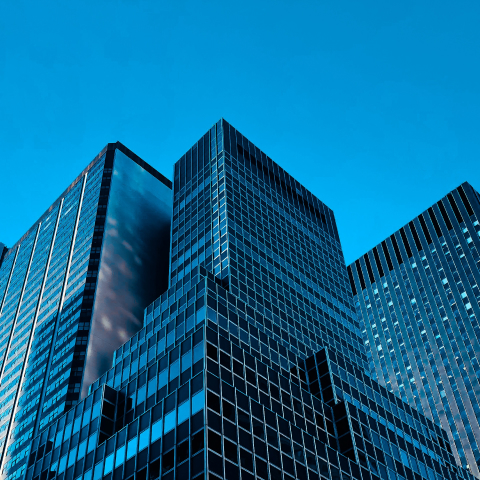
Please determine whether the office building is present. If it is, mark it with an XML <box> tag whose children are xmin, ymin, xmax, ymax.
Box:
<box><xmin>25</xmin><ymin>120</ymin><xmax>474</xmax><ymax>480</ymax></box>
<box><xmin>0</xmin><ymin>143</ymin><xmax>172</xmax><ymax>479</ymax></box>
<box><xmin>348</xmin><ymin>183</ymin><xmax>480</xmax><ymax>477</ymax></box>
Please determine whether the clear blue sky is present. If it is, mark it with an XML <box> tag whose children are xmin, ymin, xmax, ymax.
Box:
<box><xmin>1</xmin><ymin>1</ymin><xmax>479</xmax><ymax>264</ymax></box>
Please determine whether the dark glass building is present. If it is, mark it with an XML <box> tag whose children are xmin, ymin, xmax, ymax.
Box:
<box><xmin>348</xmin><ymin>183</ymin><xmax>480</xmax><ymax>477</ymax></box>
<box><xmin>0</xmin><ymin>143</ymin><xmax>172</xmax><ymax>479</ymax></box>
<box><xmin>24</xmin><ymin>121</ymin><xmax>474</xmax><ymax>480</ymax></box>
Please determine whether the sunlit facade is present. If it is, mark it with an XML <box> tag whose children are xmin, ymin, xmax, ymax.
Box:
<box><xmin>349</xmin><ymin>183</ymin><xmax>480</xmax><ymax>477</ymax></box>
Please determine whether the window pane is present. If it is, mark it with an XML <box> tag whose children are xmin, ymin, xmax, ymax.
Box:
<box><xmin>115</xmin><ymin>445</ymin><xmax>125</xmax><ymax>468</ymax></box>
<box><xmin>152</xmin><ymin>419</ymin><xmax>163</xmax><ymax>442</ymax></box>
<box><xmin>164</xmin><ymin>410</ymin><xmax>176</xmax><ymax>433</ymax></box>
<box><xmin>137</xmin><ymin>385</ymin><xmax>146</xmax><ymax>405</ymax></box>
<box><xmin>127</xmin><ymin>437</ymin><xmax>137</xmax><ymax>460</ymax></box>
<box><xmin>77</xmin><ymin>440</ymin><xmax>87</xmax><ymax>460</ymax></box>
<box><xmin>87</xmin><ymin>434</ymin><xmax>97</xmax><ymax>453</ymax></box>
<box><xmin>181</xmin><ymin>353</ymin><xmax>192</xmax><ymax>372</ymax></box>
<box><xmin>170</xmin><ymin>360</ymin><xmax>179</xmax><ymax>380</ymax></box>
<box><xmin>94</xmin><ymin>461</ymin><xmax>103</xmax><ymax>480</ymax></box>
<box><xmin>192</xmin><ymin>391</ymin><xmax>204</xmax><ymax>415</ymax></box>
<box><xmin>58</xmin><ymin>455</ymin><xmax>67</xmax><ymax>474</ymax></box>
<box><xmin>158</xmin><ymin>369</ymin><xmax>168</xmax><ymax>389</ymax></box>
<box><xmin>139</xmin><ymin>429</ymin><xmax>150</xmax><ymax>451</ymax></box>
<box><xmin>104</xmin><ymin>453</ymin><xmax>114</xmax><ymax>475</ymax></box>
<box><xmin>91</xmin><ymin>402</ymin><xmax>101</xmax><ymax>420</ymax></box>
<box><xmin>178</xmin><ymin>400</ymin><xmax>190</xmax><ymax>424</ymax></box>
<box><xmin>67</xmin><ymin>446</ymin><xmax>77</xmax><ymax>467</ymax></box>
<box><xmin>193</xmin><ymin>343</ymin><xmax>204</xmax><ymax>363</ymax></box>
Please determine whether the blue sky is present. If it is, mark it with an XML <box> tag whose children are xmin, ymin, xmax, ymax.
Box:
<box><xmin>1</xmin><ymin>1</ymin><xmax>479</xmax><ymax>264</ymax></box>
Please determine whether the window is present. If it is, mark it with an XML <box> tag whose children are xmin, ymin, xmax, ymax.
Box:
<box><xmin>164</xmin><ymin>410</ymin><xmax>176</xmax><ymax>433</ymax></box>
<box><xmin>103</xmin><ymin>453</ymin><xmax>113</xmax><ymax>475</ymax></box>
<box><xmin>152</xmin><ymin>419</ymin><xmax>163</xmax><ymax>442</ymax></box>
<box><xmin>139</xmin><ymin>429</ymin><xmax>150</xmax><ymax>451</ymax></box>
<box><xmin>192</xmin><ymin>390</ymin><xmax>205</xmax><ymax>415</ymax></box>
<box><xmin>126</xmin><ymin>437</ymin><xmax>137</xmax><ymax>460</ymax></box>
<box><xmin>178</xmin><ymin>400</ymin><xmax>190</xmax><ymax>424</ymax></box>
<box><xmin>115</xmin><ymin>445</ymin><xmax>125</xmax><ymax>468</ymax></box>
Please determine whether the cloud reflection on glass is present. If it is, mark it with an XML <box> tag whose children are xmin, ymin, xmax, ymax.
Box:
<box><xmin>81</xmin><ymin>150</ymin><xmax>171</xmax><ymax>397</ymax></box>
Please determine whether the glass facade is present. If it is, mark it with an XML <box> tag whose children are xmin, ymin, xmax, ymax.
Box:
<box><xmin>348</xmin><ymin>183</ymin><xmax>480</xmax><ymax>477</ymax></box>
<box><xmin>25</xmin><ymin>120</ymin><xmax>473</xmax><ymax>480</ymax></box>
<box><xmin>0</xmin><ymin>244</ymin><xmax>7</xmax><ymax>268</ymax></box>
<box><xmin>0</xmin><ymin>143</ymin><xmax>171</xmax><ymax>480</ymax></box>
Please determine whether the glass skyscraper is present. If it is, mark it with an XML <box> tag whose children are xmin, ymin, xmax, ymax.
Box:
<box><xmin>23</xmin><ymin>120</ymin><xmax>473</xmax><ymax>480</ymax></box>
<box><xmin>0</xmin><ymin>143</ymin><xmax>172</xmax><ymax>479</ymax></box>
<box><xmin>348</xmin><ymin>183</ymin><xmax>480</xmax><ymax>477</ymax></box>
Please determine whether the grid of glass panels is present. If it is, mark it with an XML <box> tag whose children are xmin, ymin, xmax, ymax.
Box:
<box><xmin>0</xmin><ymin>229</ymin><xmax>40</xmax><ymax>454</ymax></box>
<box><xmin>0</xmin><ymin>154</ymin><xmax>109</xmax><ymax>480</ymax></box>
<box><xmin>27</xmin><ymin>120</ymin><xmax>474</xmax><ymax>480</ymax></box>
<box><xmin>29</xmin><ymin>262</ymin><xmax>473</xmax><ymax>480</ymax></box>
<box><xmin>349</xmin><ymin>183</ymin><xmax>480</xmax><ymax>477</ymax></box>
<box><xmin>225</xmin><ymin>126</ymin><xmax>362</xmax><ymax>366</ymax></box>
<box><xmin>303</xmin><ymin>347</ymin><xmax>469</xmax><ymax>480</ymax></box>
<box><xmin>171</xmin><ymin>120</ymin><xmax>365</xmax><ymax>371</ymax></box>
<box><xmin>27</xmin><ymin>266</ymin><xmax>210</xmax><ymax>480</ymax></box>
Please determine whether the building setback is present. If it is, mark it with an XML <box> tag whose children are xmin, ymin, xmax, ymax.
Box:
<box><xmin>26</xmin><ymin>121</ymin><xmax>473</xmax><ymax>480</ymax></box>
<box><xmin>348</xmin><ymin>183</ymin><xmax>480</xmax><ymax>478</ymax></box>
<box><xmin>0</xmin><ymin>143</ymin><xmax>172</xmax><ymax>479</ymax></box>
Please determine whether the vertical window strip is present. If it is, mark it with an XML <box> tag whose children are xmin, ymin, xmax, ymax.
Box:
<box><xmin>447</xmin><ymin>193</ymin><xmax>463</xmax><ymax>224</ymax></box>
<box><xmin>409</xmin><ymin>222</ymin><xmax>423</xmax><ymax>252</ymax></box>
<box><xmin>390</xmin><ymin>235</ymin><xmax>404</xmax><ymax>265</ymax></box>
<box><xmin>437</xmin><ymin>201</ymin><xmax>453</xmax><ymax>231</ymax></box>
<box><xmin>458</xmin><ymin>185</ymin><xmax>474</xmax><ymax>216</ymax></box>
<box><xmin>381</xmin><ymin>241</ymin><xmax>394</xmax><ymax>272</ymax></box>
<box><xmin>400</xmin><ymin>228</ymin><xmax>413</xmax><ymax>258</ymax></box>
<box><xmin>347</xmin><ymin>266</ymin><xmax>357</xmax><ymax>296</ymax></box>
<box><xmin>418</xmin><ymin>215</ymin><xmax>433</xmax><ymax>245</ymax></box>
<box><xmin>427</xmin><ymin>208</ymin><xmax>442</xmax><ymax>237</ymax></box>
<box><xmin>364</xmin><ymin>254</ymin><xmax>375</xmax><ymax>284</ymax></box>
<box><xmin>373</xmin><ymin>247</ymin><xmax>385</xmax><ymax>278</ymax></box>
<box><xmin>355</xmin><ymin>260</ymin><xmax>366</xmax><ymax>291</ymax></box>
